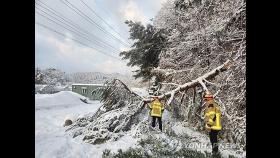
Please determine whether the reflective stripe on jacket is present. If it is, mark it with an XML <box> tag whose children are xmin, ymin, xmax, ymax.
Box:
<box><xmin>149</xmin><ymin>100</ymin><xmax>164</xmax><ymax>117</ymax></box>
<box><xmin>204</xmin><ymin>102</ymin><xmax>222</xmax><ymax>131</ymax></box>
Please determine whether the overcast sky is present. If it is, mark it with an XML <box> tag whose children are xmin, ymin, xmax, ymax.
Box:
<box><xmin>35</xmin><ymin>0</ymin><xmax>168</xmax><ymax>75</ymax></box>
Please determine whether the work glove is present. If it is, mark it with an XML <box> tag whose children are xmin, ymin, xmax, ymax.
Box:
<box><xmin>205</xmin><ymin>124</ymin><xmax>212</xmax><ymax>132</ymax></box>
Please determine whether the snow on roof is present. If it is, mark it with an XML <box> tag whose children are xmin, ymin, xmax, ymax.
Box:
<box><xmin>72</xmin><ymin>83</ymin><xmax>105</xmax><ymax>86</ymax></box>
<box><xmin>35</xmin><ymin>91</ymin><xmax>87</xmax><ymax>108</ymax></box>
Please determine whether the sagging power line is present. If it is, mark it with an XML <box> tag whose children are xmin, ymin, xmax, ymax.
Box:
<box><xmin>36</xmin><ymin>1</ymin><xmax>121</xmax><ymax>54</ymax></box>
<box><xmin>60</xmin><ymin>0</ymin><xmax>130</xmax><ymax>47</ymax></box>
<box><xmin>36</xmin><ymin>1</ymin><xmax>123</xmax><ymax>54</ymax></box>
<box><xmin>36</xmin><ymin>22</ymin><xmax>121</xmax><ymax>61</ymax></box>
<box><xmin>80</xmin><ymin>0</ymin><xmax>132</xmax><ymax>45</ymax></box>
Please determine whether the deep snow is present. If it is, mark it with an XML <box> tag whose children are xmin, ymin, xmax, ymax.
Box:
<box><xmin>35</xmin><ymin>91</ymin><xmax>136</xmax><ymax>158</ymax></box>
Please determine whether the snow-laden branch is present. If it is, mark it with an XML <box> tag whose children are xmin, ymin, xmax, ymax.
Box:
<box><xmin>143</xmin><ymin>60</ymin><xmax>231</xmax><ymax>103</ymax></box>
<box><xmin>213</xmin><ymin>89</ymin><xmax>221</xmax><ymax>97</ymax></box>
<box><xmin>112</xmin><ymin>79</ymin><xmax>144</xmax><ymax>100</ymax></box>
<box><xmin>160</xmin><ymin>82</ymin><xmax>180</xmax><ymax>86</ymax></box>
<box><xmin>167</xmin><ymin>91</ymin><xmax>175</xmax><ymax>105</ymax></box>
<box><xmin>198</xmin><ymin>79</ymin><xmax>208</xmax><ymax>92</ymax></box>
<box><xmin>151</xmin><ymin>67</ymin><xmax>191</xmax><ymax>76</ymax></box>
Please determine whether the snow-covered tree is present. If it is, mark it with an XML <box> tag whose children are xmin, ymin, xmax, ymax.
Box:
<box><xmin>35</xmin><ymin>67</ymin><xmax>69</xmax><ymax>93</ymax></box>
<box><xmin>120</xmin><ymin>20</ymin><xmax>168</xmax><ymax>81</ymax></box>
<box><xmin>41</xmin><ymin>68</ymin><xmax>67</xmax><ymax>85</ymax></box>
<box><xmin>153</xmin><ymin>0</ymin><xmax>246</xmax><ymax>150</ymax></box>
<box><xmin>66</xmin><ymin>0</ymin><xmax>246</xmax><ymax>155</ymax></box>
<box><xmin>35</xmin><ymin>67</ymin><xmax>44</xmax><ymax>84</ymax></box>
<box><xmin>67</xmin><ymin>72</ymin><xmax>139</xmax><ymax>87</ymax></box>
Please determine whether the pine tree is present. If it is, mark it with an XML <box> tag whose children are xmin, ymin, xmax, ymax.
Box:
<box><xmin>120</xmin><ymin>20</ymin><xmax>168</xmax><ymax>81</ymax></box>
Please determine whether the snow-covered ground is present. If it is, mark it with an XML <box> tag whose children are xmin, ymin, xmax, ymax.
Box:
<box><xmin>36</xmin><ymin>91</ymin><xmax>136</xmax><ymax>158</ymax></box>
<box><xmin>35</xmin><ymin>91</ymin><xmax>100</xmax><ymax>158</ymax></box>
<box><xmin>35</xmin><ymin>90</ymin><xmax>245</xmax><ymax>158</ymax></box>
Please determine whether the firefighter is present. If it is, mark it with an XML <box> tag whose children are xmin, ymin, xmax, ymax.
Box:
<box><xmin>149</xmin><ymin>96</ymin><xmax>164</xmax><ymax>131</ymax></box>
<box><xmin>204</xmin><ymin>91</ymin><xmax>222</xmax><ymax>155</ymax></box>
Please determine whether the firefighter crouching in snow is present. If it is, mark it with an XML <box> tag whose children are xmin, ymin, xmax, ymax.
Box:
<box><xmin>149</xmin><ymin>96</ymin><xmax>164</xmax><ymax>131</ymax></box>
<box><xmin>204</xmin><ymin>91</ymin><xmax>222</xmax><ymax>155</ymax></box>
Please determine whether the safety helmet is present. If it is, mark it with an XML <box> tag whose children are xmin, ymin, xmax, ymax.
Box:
<box><xmin>152</xmin><ymin>96</ymin><xmax>159</xmax><ymax>100</ymax></box>
<box><xmin>203</xmin><ymin>91</ymin><xmax>213</xmax><ymax>100</ymax></box>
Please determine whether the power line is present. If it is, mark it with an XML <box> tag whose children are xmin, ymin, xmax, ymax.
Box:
<box><xmin>60</xmin><ymin>0</ymin><xmax>130</xmax><ymax>47</ymax></box>
<box><xmin>35</xmin><ymin>22</ymin><xmax>121</xmax><ymax>61</ymax></box>
<box><xmin>36</xmin><ymin>1</ymin><xmax>121</xmax><ymax>54</ymax></box>
<box><xmin>80</xmin><ymin>0</ymin><xmax>131</xmax><ymax>45</ymax></box>
<box><xmin>36</xmin><ymin>7</ymin><xmax>91</xmax><ymax>43</ymax></box>
<box><xmin>36</xmin><ymin>1</ymin><xmax>121</xmax><ymax>53</ymax></box>
<box><xmin>60</xmin><ymin>0</ymin><xmax>119</xmax><ymax>47</ymax></box>
<box><xmin>64</xmin><ymin>0</ymin><xmax>130</xmax><ymax>47</ymax></box>
<box><xmin>36</xmin><ymin>10</ymin><xmax>121</xmax><ymax>57</ymax></box>
<box><xmin>89</xmin><ymin>0</ymin><xmax>131</xmax><ymax>37</ymax></box>
<box><xmin>97</xmin><ymin>1</ymin><xmax>132</xmax><ymax>42</ymax></box>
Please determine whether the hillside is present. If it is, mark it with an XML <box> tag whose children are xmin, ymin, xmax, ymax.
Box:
<box><xmin>67</xmin><ymin>72</ymin><xmax>141</xmax><ymax>87</ymax></box>
<box><xmin>152</xmin><ymin>0</ymin><xmax>246</xmax><ymax>150</ymax></box>
<box><xmin>65</xmin><ymin>0</ymin><xmax>246</xmax><ymax>157</ymax></box>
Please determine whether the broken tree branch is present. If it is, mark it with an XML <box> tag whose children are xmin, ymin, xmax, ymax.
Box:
<box><xmin>143</xmin><ymin>60</ymin><xmax>231</xmax><ymax>103</ymax></box>
<box><xmin>167</xmin><ymin>91</ymin><xmax>175</xmax><ymax>105</ymax></box>
<box><xmin>198</xmin><ymin>79</ymin><xmax>208</xmax><ymax>92</ymax></box>
<box><xmin>160</xmin><ymin>82</ymin><xmax>180</xmax><ymax>86</ymax></box>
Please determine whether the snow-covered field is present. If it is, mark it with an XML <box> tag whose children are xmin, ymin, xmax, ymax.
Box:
<box><xmin>36</xmin><ymin>91</ymin><xmax>99</xmax><ymax>158</ymax></box>
<box><xmin>36</xmin><ymin>91</ymin><xmax>137</xmax><ymax>158</ymax></box>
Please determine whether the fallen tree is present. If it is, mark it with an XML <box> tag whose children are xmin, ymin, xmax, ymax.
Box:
<box><xmin>143</xmin><ymin>59</ymin><xmax>231</xmax><ymax>105</ymax></box>
<box><xmin>65</xmin><ymin>59</ymin><xmax>245</xmax><ymax>156</ymax></box>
